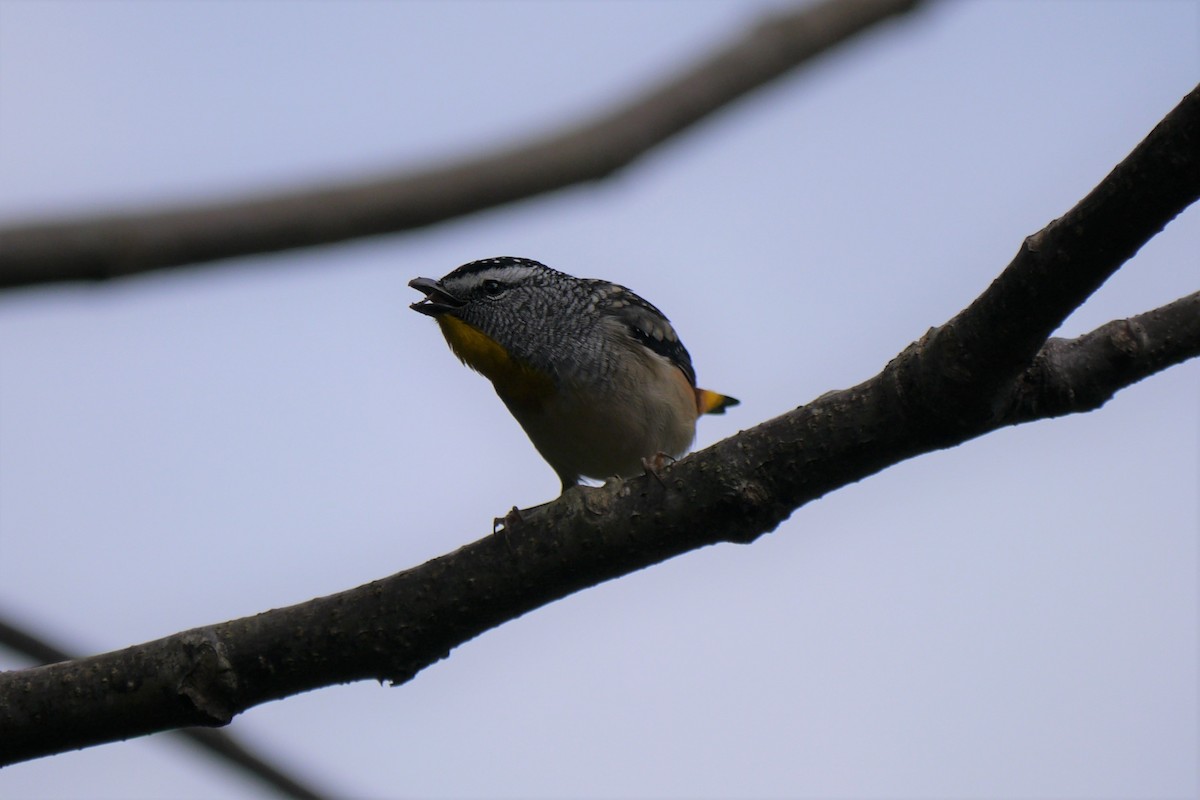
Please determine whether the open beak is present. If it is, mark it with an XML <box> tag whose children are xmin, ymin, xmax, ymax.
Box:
<box><xmin>409</xmin><ymin>277</ymin><xmax>466</xmax><ymax>316</ymax></box>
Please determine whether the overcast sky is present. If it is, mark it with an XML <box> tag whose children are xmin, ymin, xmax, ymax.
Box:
<box><xmin>1</xmin><ymin>1</ymin><xmax>1197</xmax><ymax>798</ymax></box>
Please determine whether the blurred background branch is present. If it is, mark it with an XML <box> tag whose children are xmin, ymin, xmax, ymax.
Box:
<box><xmin>0</xmin><ymin>0</ymin><xmax>922</xmax><ymax>289</ymax></box>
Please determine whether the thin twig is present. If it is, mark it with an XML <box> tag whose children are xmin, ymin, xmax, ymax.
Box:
<box><xmin>1008</xmin><ymin>291</ymin><xmax>1200</xmax><ymax>422</ymax></box>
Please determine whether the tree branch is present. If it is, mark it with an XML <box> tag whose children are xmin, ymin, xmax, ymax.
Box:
<box><xmin>0</xmin><ymin>614</ymin><xmax>332</xmax><ymax>799</ymax></box>
<box><xmin>0</xmin><ymin>0</ymin><xmax>923</xmax><ymax>289</ymax></box>
<box><xmin>1008</xmin><ymin>291</ymin><xmax>1200</xmax><ymax>423</ymax></box>
<box><xmin>1</xmin><ymin>83</ymin><xmax>1197</xmax><ymax>767</ymax></box>
<box><xmin>887</xmin><ymin>82</ymin><xmax>1200</xmax><ymax>445</ymax></box>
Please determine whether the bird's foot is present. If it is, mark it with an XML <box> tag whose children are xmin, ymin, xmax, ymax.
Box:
<box><xmin>641</xmin><ymin>452</ymin><xmax>676</xmax><ymax>487</ymax></box>
<box><xmin>493</xmin><ymin>505</ymin><xmax>524</xmax><ymax>534</ymax></box>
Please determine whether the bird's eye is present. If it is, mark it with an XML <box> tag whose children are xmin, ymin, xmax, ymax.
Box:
<box><xmin>481</xmin><ymin>279</ymin><xmax>506</xmax><ymax>297</ymax></box>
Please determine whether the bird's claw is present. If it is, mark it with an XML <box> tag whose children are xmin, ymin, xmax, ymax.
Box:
<box><xmin>493</xmin><ymin>505</ymin><xmax>523</xmax><ymax>534</ymax></box>
<box><xmin>641</xmin><ymin>451</ymin><xmax>676</xmax><ymax>487</ymax></box>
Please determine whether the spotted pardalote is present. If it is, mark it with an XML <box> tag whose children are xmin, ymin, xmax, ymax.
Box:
<box><xmin>410</xmin><ymin>257</ymin><xmax>738</xmax><ymax>492</ymax></box>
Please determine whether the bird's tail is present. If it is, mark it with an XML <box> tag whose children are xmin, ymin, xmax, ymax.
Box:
<box><xmin>695</xmin><ymin>388</ymin><xmax>740</xmax><ymax>416</ymax></box>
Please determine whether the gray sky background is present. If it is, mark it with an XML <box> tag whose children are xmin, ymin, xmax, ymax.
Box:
<box><xmin>0</xmin><ymin>1</ymin><xmax>1196</xmax><ymax>797</ymax></box>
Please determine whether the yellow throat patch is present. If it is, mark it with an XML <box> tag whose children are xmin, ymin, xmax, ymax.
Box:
<box><xmin>435</xmin><ymin>315</ymin><xmax>554</xmax><ymax>406</ymax></box>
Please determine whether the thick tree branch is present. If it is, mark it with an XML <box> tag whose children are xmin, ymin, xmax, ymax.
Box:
<box><xmin>0</xmin><ymin>615</ymin><xmax>332</xmax><ymax>800</ymax></box>
<box><xmin>1</xmin><ymin>84</ymin><xmax>1197</xmax><ymax>767</ymax></box>
<box><xmin>0</xmin><ymin>0</ymin><xmax>922</xmax><ymax>289</ymax></box>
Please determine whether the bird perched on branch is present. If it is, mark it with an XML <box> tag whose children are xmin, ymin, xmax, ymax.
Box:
<box><xmin>410</xmin><ymin>257</ymin><xmax>738</xmax><ymax>493</ymax></box>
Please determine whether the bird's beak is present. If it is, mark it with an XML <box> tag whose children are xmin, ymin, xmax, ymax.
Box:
<box><xmin>409</xmin><ymin>277</ymin><xmax>466</xmax><ymax>316</ymax></box>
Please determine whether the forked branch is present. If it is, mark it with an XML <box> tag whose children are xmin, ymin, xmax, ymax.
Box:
<box><xmin>1</xmin><ymin>84</ymin><xmax>1196</xmax><ymax>767</ymax></box>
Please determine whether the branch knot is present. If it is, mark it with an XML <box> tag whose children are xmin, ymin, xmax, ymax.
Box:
<box><xmin>177</xmin><ymin>632</ymin><xmax>238</xmax><ymax>726</ymax></box>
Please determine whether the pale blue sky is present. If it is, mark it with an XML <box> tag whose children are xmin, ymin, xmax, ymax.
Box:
<box><xmin>1</xmin><ymin>1</ymin><xmax>1197</xmax><ymax>797</ymax></box>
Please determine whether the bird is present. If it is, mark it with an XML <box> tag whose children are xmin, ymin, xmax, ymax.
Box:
<box><xmin>409</xmin><ymin>257</ymin><xmax>738</xmax><ymax>493</ymax></box>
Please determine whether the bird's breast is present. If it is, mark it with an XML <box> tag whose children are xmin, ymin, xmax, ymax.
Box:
<box><xmin>435</xmin><ymin>315</ymin><xmax>554</xmax><ymax>406</ymax></box>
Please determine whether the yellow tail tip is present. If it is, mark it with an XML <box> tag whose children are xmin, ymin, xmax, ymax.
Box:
<box><xmin>696</xmin><ymin>389</ymin><xmax>739</xmax><ymax>416</ymax></box>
